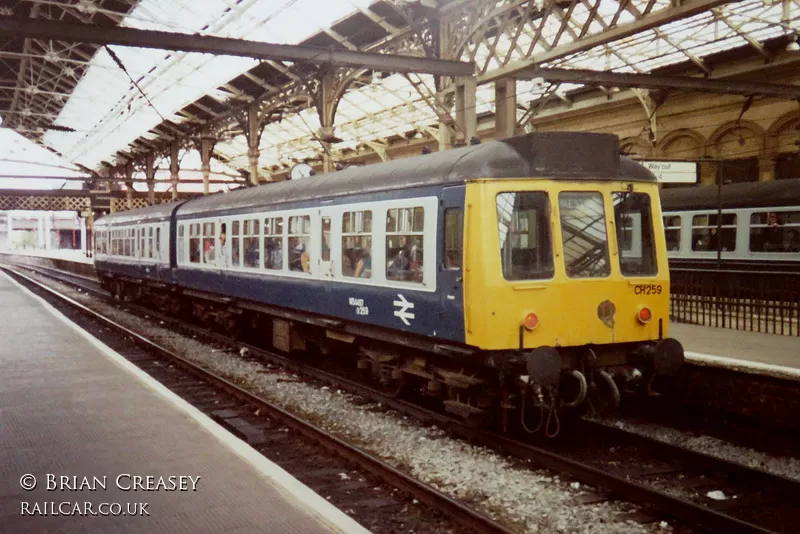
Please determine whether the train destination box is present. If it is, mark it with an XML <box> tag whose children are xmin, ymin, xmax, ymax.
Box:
<box><xmin>642</xmin><ymin>161</ymin><xmax>698</xmax><ymax>184</ymax></box>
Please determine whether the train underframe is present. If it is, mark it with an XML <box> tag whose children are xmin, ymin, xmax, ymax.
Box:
<box><xmin>102</xmin><ymin>275</ymin><xmax>685</xmax><ymax>438</ymax></box>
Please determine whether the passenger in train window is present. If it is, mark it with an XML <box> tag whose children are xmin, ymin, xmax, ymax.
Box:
<box><xmin>217</xmin><ymin>223</ymin><xmax>229</xmax><ymax>268</ymax></box>
<box><xmin>387</xmin><ymin>235</ymin><xmax>411</xmax><ymax>279</ymax></box>
<box><xmin>354</xmin><ymin>249</ymin><xmax>372</xmax><ymax>278</ymax></box>
<box><xmin>289</xmin><ymin>237</ymin><xmax>310</xmax><ymax>273</ymax></box>
<box><xmin>764</xmin><ymin>212</ymin><xmax>783</xmax><ymax>252</ymax></box>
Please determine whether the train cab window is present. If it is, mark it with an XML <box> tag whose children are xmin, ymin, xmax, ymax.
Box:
<box><xmin>691</xmin><ymin>214</ymin><xmax>736</xmax><ymax>252</ymax></box>
<box><xmin>243</xmin><ymin>219</ymin><xmax>260</xmax><ymax>268</ymax></box>
<box><xmin>663</xmin><ymin>215</ymin><xmax>682</xmax><ymax>252</ymax></box>
<box><xmin>613</xmin><ymin>192</ymin><xmax>657</xmax><ymax>276</ymax></box>
<box><xmin>289</xmin><ymin>215</ymin><xmax>311</xmax><ymax>273</ymax></box>
<box><xmin>559</xmin><ymin>192</ymin><xmax>610</xmax><ymax>278</ymax></box>
<box><xmin>264</xmin><ymin>217</ymin><xmax>283</xmax><ymax>270</ymax></box>
<box><xmin>749</xmin><ymin>211</ymin><xmax>800</xmax><ymax>253</ymax></box>
<box><xmin>386</xmin><ymin>207</ymin><xmax>424</xmax><ymax>283</ymax></box>
<box><xmin>497</xmin><ymin>192</ymin><xmax>553</xmax><ymax>280</ymax></box>
<box><xmin>342</xmin><ymin>211</ymin><xmax>372</xmax><ymax>279</ymax></box>
<box><xmin>189</xmin><ymin>223</ymin><xmax>201</xmax><ymax>263</ymax></box>
<box><xmin>231</xmin><ymin>221</ymin><xmax>241</xmax><ymax>267</ymax></box>
<box><xmin>444</xmin><ymin>208</ymin><xmax>462</xmax><ymax>269</ymax></box>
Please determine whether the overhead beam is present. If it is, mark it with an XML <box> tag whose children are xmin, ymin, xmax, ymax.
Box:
<box><xmin>521</xmin><ymin>67</ymin><xmax>800</xmax><ymax>99</ymax></box>
<box><xmin>0</xmin><ymin>19</ymin><xmax>475</xmax><ymax>77</ymax></box>
<box><xmin>479</xmin><ymin>0</ymin><xmax>730</xmax><ymax>84</ymax></box>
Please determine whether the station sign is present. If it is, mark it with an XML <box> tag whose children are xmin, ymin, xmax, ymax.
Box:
<box><xmin>641</xmin><ymin>161</ymin><xmax>698</xmax><ymax>183</ymax></box>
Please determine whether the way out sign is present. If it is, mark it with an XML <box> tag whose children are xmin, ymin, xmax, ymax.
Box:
<box><xmin>641</xmin><ymin>161</ymin><xmax>698</xmax><ymax>184</ymax></box>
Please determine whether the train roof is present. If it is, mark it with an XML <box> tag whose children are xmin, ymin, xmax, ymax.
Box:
<box><xmin>94</xmin><ymin>199</ymin><xmax>185</xmax><ymax>227</ymax></box>
<box><xmin>174</xmin><ymin>132</ymin><xmax>655</xmax><ymax>218</ymax></box>
<box><xmin>660</xmin><ymin>178</ymin><xmax>800</xmax><ymax>211</ymax></box>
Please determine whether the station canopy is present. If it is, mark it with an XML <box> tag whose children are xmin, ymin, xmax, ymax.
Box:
<box><xmin>0</xmin><ymin>0</ymin><xmax>796</xmax><ymax>182</ymax></box>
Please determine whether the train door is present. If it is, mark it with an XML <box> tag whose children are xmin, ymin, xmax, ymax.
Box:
<box><xmin>318</xmin><ymin>209</ymin><xmax>337</xmax><ymax>279</ymax></box>
<box><xmin>439</xmin><ymin>185</ymin><xmax>466</xmax><ymax>341</ymax></box>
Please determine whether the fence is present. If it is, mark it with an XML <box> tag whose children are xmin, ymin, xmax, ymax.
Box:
<box><xmin>670</xmin><ymin>268</ymin><xmax>800</xmax><ymax>336</ymax></box>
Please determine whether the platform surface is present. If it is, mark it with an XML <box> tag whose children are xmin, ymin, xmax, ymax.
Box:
<box><xmin>673</xmin><ymin>322</ymin><xmax>800</xmax><ymax>377</ymax></box>
<box><xmin>0</xmin><ymin>270</ymin><xmax>369</xmax><ymax>533</ymax></box>
<box><xmin>0</xmin><ymin>248</ymin><xmax>93</xmax><ymax>264</ymax></box>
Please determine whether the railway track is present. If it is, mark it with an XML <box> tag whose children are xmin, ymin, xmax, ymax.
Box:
<box><xmin>8</xmin><ymin>261</ymin><xmax>800</xmax><ymax>534</ymax></box>
<box><xmin>4</xmin><ymin>265</ymin><xmax>514</xmax><ymax>534</ymax></box>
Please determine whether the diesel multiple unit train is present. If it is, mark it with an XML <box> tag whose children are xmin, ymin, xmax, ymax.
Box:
<box><xmin>94</xmin><ymin>132</ymin><xmax>685</xmax><ymax>437</ymax></box>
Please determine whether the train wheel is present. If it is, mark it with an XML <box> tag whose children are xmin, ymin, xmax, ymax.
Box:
<box><xmin>379</xmin><ymin>365</ymin><xmax>406</xmax><ymax>398</ymax></box>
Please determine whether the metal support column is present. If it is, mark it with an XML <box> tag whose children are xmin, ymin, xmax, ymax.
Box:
<box><xmin>247</xmin><ymin>102</ymin><xmax>261</xmax><ymax>186</ymax></box>
<box><xmin>317</xmin><ymin>71</ymin><xmax>337</xmax><ymax>174</ymax></box>
<box><xmin>43</xmin><ymin>214</ymin><xmax>52</xmax><ymax>250</ymax></box>
<box><xmin>455</xmin><ymin>76</ymin><xmax>477</xmax><ymax>145</ymax></box>
<box><xmin>495</xmin><ymin>78</ymin><xmax>517</xmax><ymax>139</ymax></box>
<box><xmin>124</xmin><ymin>161</ymin><xmax>134</xmax><ymax>210</ymax></box>
<box><xmin>170</xmin><ymin>140</ymin><xmax>180</xmax><ymax>200</ymax></box>
<box><xmin>36</xmin><ymin>216</ymin><xmax>44</xmax><ymax>249</ymax></box>
<box><xmin>200</xmin><ymin>134</ymin><xmax>215</xmax><ymax>195</ymax></box>
<box><xmin>145</xmin><ymin>153</ymin><xmax>156</xmax><ymax>205</ymax></box>
<box><xmin>80</xmin><ymin>215</ymin><xmax>86</xmax><ymax>255</ymax></box>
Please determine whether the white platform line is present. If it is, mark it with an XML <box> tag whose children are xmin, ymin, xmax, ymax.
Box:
<box><xmin>686</xmin><ymin>350</ymin><xmax>800</xmax><ymax>380</ymax></box>
<box><xmin>3</xmin><ymin>270</ymin><xmax>372</xmax><ymax>534</ymax></box>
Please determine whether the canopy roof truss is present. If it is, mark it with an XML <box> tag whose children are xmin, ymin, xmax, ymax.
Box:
<box><xmin>0</xmin><ymin>0</ymin><xmax>797</xmax><ymax>183</ymax></box>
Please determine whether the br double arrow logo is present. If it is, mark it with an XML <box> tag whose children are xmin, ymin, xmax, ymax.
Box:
<box><xmin>393</xmin><ymin>294</ymin><xmax>415</xmax><ymax>326</ymax></box>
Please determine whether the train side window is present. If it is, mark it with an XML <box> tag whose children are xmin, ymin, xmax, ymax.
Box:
<box><xmin>139</xmin><ymin>229</ymin><xmax>145</xmax><ymax>259</ymax></box>
<box><xmin>497</xmin><ymin>192</ymin><xmax>553</xmax><ymax>280</ymax></box>
<box><xmin>342</xmin><ymin>210</ymin><xmax>372</xmax><ymax>279</ymax></box>
<box><xmin>155</xmin><ymin>227</ymin><xmax>160</xmax><ymax>257</ymax></box>
<box><xmin>444</xmin><ymin>208</ymin><xmax>462</xmax><ymax>269</ymax></box>
<box><xmin>264</xmin><ymin>217</ymin><xmax>283</xmax><ymax>270</ymax></box>
<box><xmin>178</xmin><ymin>225</ymin><xmax>185</xmax><ymax>263</ymax></box>
<box><xmin>189</xmin><ymin>223</ymin><xmax>201</xmax><ymax>263</ymax></box>
<box><xmin>202</xmin><ymin>222</ymin><xmax>216</xmax><ymax>264</ymax></box>
<box><xmin>243</xmin><ymin>219</ymin><xmax>260</xmax><ymax>268</ymax></box>
<box><xmin>124</xmin><ymin>228</ymin><xmax>131</xmax><ymax>257</ymax></box>
<box><xmin>148</xmin><ymin>227</ymin><xmax>153</xmax><ymax>259</ymax></box>
<box><xmin>230</xmin><ymin>221</ymin><xmax>240</xmax><ymax>267</ymax></box>
<box><xmin>386</xmin><ymin>207</ymin><xmax>424</xmax><ymax>283</ymax></box>
<box><xmin>749</xmin><ymin>211</ymin><xmax>800</xmax><ymax>253</ymax></box>
<box><xmin>663</xmin><ymin>215</ymin><xmax>682</xmax><ymax>252</ymax></box>
<box><xmin>691</xmin><ymin>213</ymin><xmax>736</xmax><ymax>252</ymax></box>
<box><xmin>289</xmin><ymin>215</ymin><xmax>311</xmax><ymax>273</ymax></box>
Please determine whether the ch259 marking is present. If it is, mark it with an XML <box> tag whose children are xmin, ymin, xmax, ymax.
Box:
<box><xmin>633</xmin><ymin>284</ymin><xmax>662</xmax><ymax>295</ymax></box>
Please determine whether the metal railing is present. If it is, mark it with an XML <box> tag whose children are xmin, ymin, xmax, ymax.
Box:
<box><xmin>670</xmin><ymin>268</ymin><xmax>800</xmax><ymax>336</ymax></box>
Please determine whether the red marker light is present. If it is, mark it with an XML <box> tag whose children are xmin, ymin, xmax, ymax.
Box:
<box><xmin>524</xmin><ymin>313</ymin><xmax>539</xmax><ymax>331</ymax></box>
<box><xmin>638</xmin><ymin>307</ymin><xmax>652</xmax><ymax>324</ymax></box>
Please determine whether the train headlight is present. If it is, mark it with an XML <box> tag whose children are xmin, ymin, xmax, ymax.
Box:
<box><xmin>637</xmin><ymin>307</ymin><xmax>652</xmax><ymax>324</ymax></box>
<box><xmin>523</xmin><ymin>312</ymin><xmax>539</xmax><ymax>331</ymax></box>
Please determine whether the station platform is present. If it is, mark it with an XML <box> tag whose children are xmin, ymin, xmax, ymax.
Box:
<box><xmin>0</xmin><ymin>248</ymin><xmax>93</xmax><ymax>264</ymax></box>
<box><xmin>673</xmin><ymin>323</ymin><xmax>800</xmax><ymax>379</ymax></box>
<box><xmin>0</xmin><ymin>270</ymin><xmax>370</xmax><ymax>533</ymax></box>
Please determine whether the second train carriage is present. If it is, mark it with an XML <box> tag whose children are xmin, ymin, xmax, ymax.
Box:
<box><xmin>660</xmin><ymin>178</ymin><xmax>800</xmax><ymax>272</ymax></box>
<box><xmin>94</xmin><ymin>132</ymin><xmax>684</xmax><ymax>436</ymax></box>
